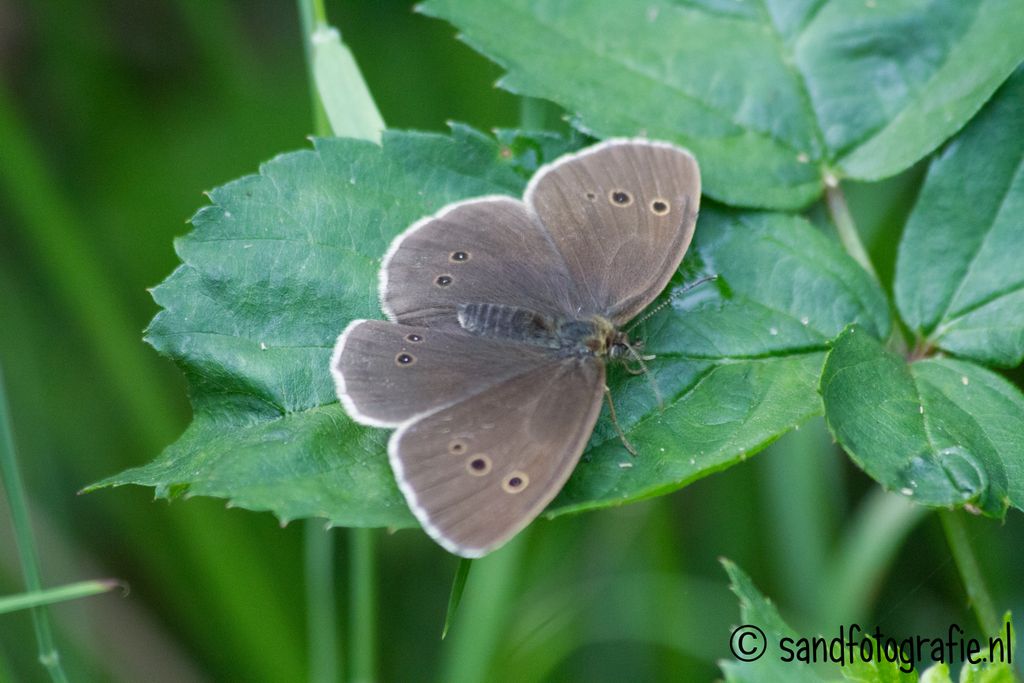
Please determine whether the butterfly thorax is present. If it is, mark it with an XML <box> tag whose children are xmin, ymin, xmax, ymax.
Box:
<box><xmin>457</xmin><ymin>303</ymin><xmax>628</xmax><ymax>359</ymax></box>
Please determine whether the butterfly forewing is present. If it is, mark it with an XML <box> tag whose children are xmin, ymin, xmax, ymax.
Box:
<box><xmin>381</xmin><ymin>196</ymin><xmax>578</xmax><ymax>329</ymax></box>
<box><xmin>389</xmin><ymin>358</ymin><xmax>605</xmax><ymax>557</ymax></box>
<box><xmin>526</xmin><ymin>140</ymin><xmax>700</xmax><ymax>324</ymax></box>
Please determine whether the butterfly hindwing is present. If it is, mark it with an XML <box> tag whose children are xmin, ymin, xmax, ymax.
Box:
<box><xmin>389</xmin><ymin>358</ymin><xmax>605</xmax><ymax>557</ymax></box>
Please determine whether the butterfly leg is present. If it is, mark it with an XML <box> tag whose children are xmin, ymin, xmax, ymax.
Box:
<box><xmin>603</xmin><ymin>385</ymin><xmax>637</xmax><ymax>457</ymax></box>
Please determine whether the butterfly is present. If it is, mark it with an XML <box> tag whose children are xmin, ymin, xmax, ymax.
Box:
<box><xmin>331</xmin><ymin>139</ymin><xmax>700</xmax><ymax>557</ymax></box>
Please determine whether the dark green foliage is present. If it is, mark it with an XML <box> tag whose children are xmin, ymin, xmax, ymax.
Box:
<box><xmin>95</xmin><ymin>0</ymin><xmax>1024</xmax><ymax>538</ymax></box>
<box><xmin>7</xmin><ymin>2</ymin><xmax>1021</xmax><ymax>679</ymax></box>
<box><xmin>422</xmin><ymin>0</ymin><xmax>1024</xmax><ymax>209</ymax></box>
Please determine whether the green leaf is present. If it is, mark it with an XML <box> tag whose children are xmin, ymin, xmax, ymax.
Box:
<box><xmin>720</xmin><ymin>562</ymin><xmax>1017</xmax><ymax>683</ymax></box>
<box><xmin>821</xmin><ymin>326</ymin><xmax>1024</xmax><ymax>519</ymax></box>
<box><xmin>895</xmin><ymin>68</ymin><xmax>1024</xmax><ymax>367</ymax></box>
<box><xmin>0</xmin><ymin>580</ymin><xmax>123</xmax><ymax>615</ymax></box>
<box><xmin>89</xmin><ymin>125</ymin><xmax>529</xmax><ymax>527</ymax></box>
<box><xmin>919</xmin><ymin>663</ymin><xmax>952</xmax><ymax>683</ymax></box>
<box><xmin>958</xmin><ymin>613</ymin><xmax>1016</xmax><ymax>683</ymax></box>
<box><xmin>442</xmin><ymin>558</ymin><xmax>473</xmax><ymax>640</ymax></box>
<box><xmin>420</xmin><ymin>0</ymin><xmax>1024</xmax><ymax>210</ymax></box>
<box><xmin>718</xmin><ymin>559</ymin><xmax>820</xmax><ymax>683</ymax></box>
<box><xmin>91</xmin><ymin>127</ymin><xmax>889</xmax><ymax>530</ymax></box>
<box><xmin>840</xmin><ymin>653</ymin><xmax>918</xmax><ymax>683</ymax></box>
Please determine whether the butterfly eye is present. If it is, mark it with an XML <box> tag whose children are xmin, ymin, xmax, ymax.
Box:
<box><xmin>405</xmin><ymin>333</ymin><xmax>423</xmax><ymax>343</ymax></box>
<box><xmin>609</xmin><ymin>189</ymin><xmax>633</xmax><ymax>206</ymax></box>
<box><xmin>466</xmin><ymin>454</ymin><xmax>492</xmax><ymax>476</ymax></box>
<box><xmin>435</xmin><ymin>274</ymin><xmax>453</xmax><ymax>287</ymax></box>
<box><xmin>449</xmin><ymin>251</ymin><xmax>470</xmax><ymax>262</ymax></box>
<box><xmin>651</xmin><ymin>199</ymin><xmax>670</xmax><ymax>215</ymax></box>
<box><xmin>395</xmin><ymin>353</ymin><xmax>416</xmax><ymax>366</ymax></box>
<box><xmin>502</xmin><ymin>471</ymin><xmax>529</xmax><ymax>493</ymax></box>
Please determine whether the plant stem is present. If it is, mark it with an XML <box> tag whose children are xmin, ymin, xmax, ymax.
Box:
<box><xmin>299</xmin><ymin>0</ymin><xmax>340</xmax><ymax>678</ymax></box>
<box><xmin>441</xmin><ymin>534</ymin><xmax>528</xmax><ymax>683</ymax></box>
<box><xmin>820</xmin><ymin>489</ymin><xmax>929</xmax><ymax>626</ymax></box>
<box><xmin>760</xmin><ymin>419</ymin><xmax>834</xmax><ymax>626</ymax></box>
<box><xmin>0</xmin><ymin>367</ymin><xmax>69</xmax><ymax>683</ymax></box>
<box><xmin>300</xmin><ymin>0</ymin><xmax>384</xmax><ymax>143</ymax></box>
<box><xmin>825</xmin><ymin>180</ymin><xmax>879</xmax><ymax>282</ymax></box>
<box><xmin>348</xmin><ymin>529</ymin><xmax>377</xmax><ymax>682</ymax></box>
<box><xmin>297</xmin><ymin>0</ymin><xmax>330</xmax><ymax>137</ymax></box>
<box><xmin>304</xmin><ymin>521</ymin><xmax>339</xmax><ymax>683</ymax></box>
<box><xmin>311</xmin><ymin>0</ymin><xmax>327</xmax><ymax>24</ymax></box>
<box><xmin>939</xmin><ymin>510</ymin><xmax>1000</xmax><ymax>636</ymax></box>
<box><xmin>298</xmin><ymin>2</ymin><xmax>386</xmax><ymax>680</ymax></box>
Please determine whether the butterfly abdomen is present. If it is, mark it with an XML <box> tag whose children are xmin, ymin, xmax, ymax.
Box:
<box><xmin>457</xmin><ymin>303</ymin><xmax>561</xmax><ymax>347</ymax></box>
<box><xmin>457</xmin><ymin>303</ymin><xmax>615</xmax><ymax>358</ymax></box>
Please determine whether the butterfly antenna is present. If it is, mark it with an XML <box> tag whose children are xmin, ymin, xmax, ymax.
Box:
<box><xmin>627</xmin><ymin>274</ymin><xmax>719</xmax><ymax>334</ymax></box>
<box><xmin>627</xmin><ymin>298</ymin><xmax>674</xmax><ymax>333</ymax></box>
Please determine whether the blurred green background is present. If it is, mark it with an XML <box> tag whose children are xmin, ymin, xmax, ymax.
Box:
<box><xmin>1</xmin><ymin>1</ymin><xmax>1022</xmax><ymax>681</ymax></box>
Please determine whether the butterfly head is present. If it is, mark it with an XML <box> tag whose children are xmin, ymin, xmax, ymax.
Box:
<box><xmin>587</xmin><ymin>316</ymin><xmax>639</xmax><ymax>362</ymax></box>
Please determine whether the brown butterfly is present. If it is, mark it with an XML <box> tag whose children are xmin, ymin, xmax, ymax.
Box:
<box><xmin>332</xmin><ymin>139</ymin><xmax>700</xmax><ymax>556</ymax></box>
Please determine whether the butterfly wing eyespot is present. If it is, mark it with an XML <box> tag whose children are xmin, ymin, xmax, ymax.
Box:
<box><xmin>609</xmin><ymin>189</ymin><xmax>633</xmax><ymax>206</ymax></box>
<box><xmin>466</xmin><ymin>454</ymin><xmax>492</xmax><ymax>476</ymax></box>
<box><xmin>501</xmin><ymin>471</ymin><xmax>529</xmax><ymax>493</ymax></box>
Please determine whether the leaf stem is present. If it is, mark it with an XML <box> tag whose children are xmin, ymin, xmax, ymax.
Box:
<box><xmin>297</xmin><ymin>0</ymin><xmax>330</xmax><ymax>137</ymax></box>
<box><xmin>0</xmin><ymin>366</ymin><xmax>69</xmax><ymax>683</ymax></box>
<box><xmin>348</xmin><ymin>528</ymin><xmax>376</xmax><ymax>683</ymax></box>
<box><xmin>304</xmin><ymin>521</ymin><xmax>339</xmax><ymax>683</ymax></box>
<box><xmin>939</xmin><ymin>509</ymin><xmax>1000</xmax><ymax>636</ymax></box>
<box><xmin>825</xmin><ymin>179</ymin><xmax>879</xmax><ymax>282</ymax></box>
